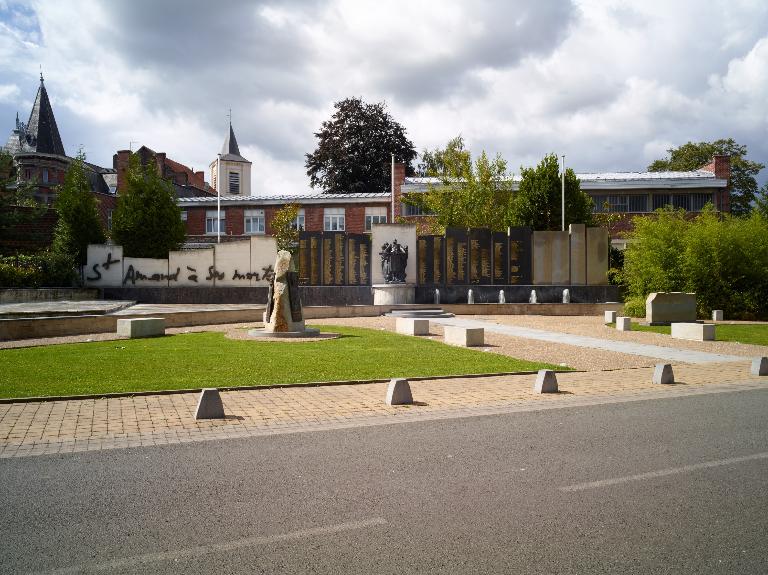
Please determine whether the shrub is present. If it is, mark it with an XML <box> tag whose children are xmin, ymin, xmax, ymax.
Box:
<box><xmin>0</xmin><ymin>252</ymin><xmax>77</xmax><ymax>288</ymax></box>
<box><xmin>622</xmin><ymin>296</ymin><xmax>646</xmax><ymax>318</ymax></box>
<box><xmin>622</xmin><ymin>206</ymin><xmax>768</xmax><ymax>319</ymax></box>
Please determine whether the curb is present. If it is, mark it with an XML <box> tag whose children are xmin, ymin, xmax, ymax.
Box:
<box><xmin>0</xmin><ymin>369</ymin><xmax>578</xmax><ymax>404</ymax></box>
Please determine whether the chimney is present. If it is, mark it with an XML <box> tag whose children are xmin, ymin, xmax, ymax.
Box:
<box><xmin>195</xmin><ymin>171</ymin><xmax>205</xmax><ymax>188</ymax></box>
<box><xmin>699</xmin><ymin>155</ymin><xmax>731</xmax><ymax>213</ymax></box>
<box><xmin>392</xmin><ymin>162</ymin><xmax>406</xmax><ymax>220</ymax></box>
<box><xmin>113</xmin><ymin>150</ymin><xmax>132</xmax><ymax>195</ymax></box>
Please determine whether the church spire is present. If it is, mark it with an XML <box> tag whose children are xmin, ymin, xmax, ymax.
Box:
<box><xmin>25</xmin><ymin>74</ymin><xmax>65</xmax><ymax>156</ymax></box>
<box><xmin>219</xmin><ymin>118</ymin><xmax>248</xmax><ymax>162</ymax></box>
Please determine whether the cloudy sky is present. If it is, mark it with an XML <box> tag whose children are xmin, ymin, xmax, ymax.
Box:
<box><xmin>1</xmin><ymin>0</ymin><xmax>767</xmax><ymax>194</ymax></box>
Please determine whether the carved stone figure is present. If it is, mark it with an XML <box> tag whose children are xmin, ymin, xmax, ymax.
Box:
<box><xmin>265</xmin><ymin>250</ymin><xmax>304</xmax><ymax>333</ymax></box>
<box><xmin>379</xmin><ymin>239</ymin><xmax>409</xmax><ymax>283</ymax></box>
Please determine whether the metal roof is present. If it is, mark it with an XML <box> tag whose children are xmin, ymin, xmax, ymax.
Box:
<box><xmin>178</xmin><ymin>191</ymin><xmax>391</xmax><ymax>206</ymax></box>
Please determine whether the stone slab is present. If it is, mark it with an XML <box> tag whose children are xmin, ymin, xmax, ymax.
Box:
<box><xmin>653</xmin><ymin>363</ymin><xmax>675</xmax><ymax>384</ymax></box>
<box><xmin>396</xmin><ymin>317</ymin><xmax>430</xmax><ymax>336</ymax></box>
<box><xmin>646</xmin><ymin>292</ymin><xmax>697</xmax><ymax>324</ymax></box>
<box><xmin>712</xmin><ymin>309</ymin><xmax>724</xmax><ymax>322</ymax></box>
<box><xmin>569</xmin><ymin>224</ymin><xmax>586</xmax><ymax>285</ymax></box>
<box><xmin>385</xmin><ymin>378</ymin><xmax>413</xmax><ymax>405</ymax></box>
<box><xmin>671</xmin><ymin>322</ymin><xmax>715</xmax><ymax>341</ymax></box>
<box><xmin>534</xmin><ymin>369</ymin><xmax>558</xmax><ymax>393</ymax></box>
<box><xmin>195</xmin><ymin>388</ymin><xmax>225</xmax><ymax>419</ymax></box>
<box><xmin>116</xmin><ymin>317</ymin><xmax>165</xmax><ymax>338</ymax></box>
<box><xmin>443</xmin><ymin>326</ymin><xmax>484</xmax><ymax>347</ymax></box>
<box><xmin>604</xmin><ymin>310</ymin><xmax>617</xmax><ymax>323</ymax></box>
<box><xmin>616</xmin><ymin>316</ymin><xmax>631</xmax><ymax>331</ymax></box>
<box><xmin>372</xmin><ymin>284</ymin><xmax>415</xmax><ymax>305</ymax></box>
<box><xmin>586</xmin><ymin>227</ymin><xmax>609</xmax><ymax>285</ymax></box>
<box><xmin>533</xmin><ymin>231</ymin><xmax>570</xmax><ymax>285</ymax></box>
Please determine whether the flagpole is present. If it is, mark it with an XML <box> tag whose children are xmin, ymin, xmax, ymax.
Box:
<box><xmin>391</xmin><ymin>153</ymin><xmax>395</xmax><ymax>223</ymax></box>
<box><xmin>561</xmin><ymin>154</ymin><xmax>566</xmax><ymax>232</ymax></box>
<box><xmin>217</xmin><ymin>154</ymin><xmax>221</xmax><ymax>243</ymax></box>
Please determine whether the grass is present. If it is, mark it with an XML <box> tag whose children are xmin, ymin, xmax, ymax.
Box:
<box><xmin>608</xmin><ymin>322</ymin><xmax>768</xmax><ymax>346</ymax></box>
<box><xmin>0</xmin><ymin>325</ymin><xmax>565</xmax><ymax>399</ymax></box>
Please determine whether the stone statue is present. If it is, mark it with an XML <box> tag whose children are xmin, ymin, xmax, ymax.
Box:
<box><xmin>265</xmin><ymin>250</ymin><xmax>305</xmax><ymax>333</ymax></box>
<box><xmin>379</xmin><ymin>239</ymin><xmax>409</xmax><ymax>283</ymax></box>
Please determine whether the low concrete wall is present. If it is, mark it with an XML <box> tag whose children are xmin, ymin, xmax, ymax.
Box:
<box><xmin>0</xmin><ymin>288</ymin><xmax>99</xmax><ymax>304</ymax></box>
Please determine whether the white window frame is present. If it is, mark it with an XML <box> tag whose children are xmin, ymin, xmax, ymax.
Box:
<box><xmin>205</xmin><ymin>210</ymin><xmax>225</xmax><ymax>235</ymax></box>
<box><xmin>244</xmin><ymin>209</ymin><xmax>265</xmax><ymax>234</ymax></box>
<box><xmin>291</xmin><ymin>208</ymin><xmax>306</xmax><ymax>231</ymax></box>
<box><xmin>324</xmin><ymin>207</ymin><xmax>345</xmax><ymax>231</ymax></box>
<box><xmin>180</xmin><ymin>210</ymin><xmax>188</xmax><ymax>222</ymax></box>
<box><xmin>364</xmin><ymin>206</ymin><xmax>387</xmax><ymax>231</ymax></box>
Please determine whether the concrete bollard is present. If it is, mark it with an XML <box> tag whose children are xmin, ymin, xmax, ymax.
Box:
<box><xmin>712</xmin><ymin>310</ymin><xmax>724</xmax><ymax>321</ymax></box>
<box><xmin>467</xmin><ymin>289</ymin><xmax>474</xmax><ymax>305</ymax></box>
<box><xmin>385</xmin><ymin>378</ymin><xmax>413</xmax><ymax>405</ymax></box>
<box><xmin>195</xmin><ymin>388</ymin><xmax>225</xmax><ymax>419</ymax></box>
<box><xmin>751</xmin><ymin>357</ymin><xmax>768</xmax><ymax>376</ymax></box>
<box><xmin>562</xmin><ymin>289</ymin><xmax>570</xmax><ymax>304</ymax></box>
<box><xmin>652</xmin><ymin>364</ymin><xmax>675</xmax><ymax>384</ymax></box>
<box><xmin>396</xmin><ymin>317</ymin><xmax>429</xmax><ymax>336</ymax></box>
<box><xmin>534</xmin><ymin>370</ymin><xmax>558</xmax><ymax>393</ymax></box>
<box><xmin>604</xmin><ymin>310</ymin><xmax>617</xmax><ymax>324</ymax></box>
<box><xmin>434</xmin><ymin>288</ymin><xmax>440</xmax><ymax>305</ymax></box>
<box><xmin>499</xmin><ymin>290</ymin><xmax>505</xmax><ymax>304</ymax></box>
<box><xmin>616</xmin><ymin>316</ymin><xmax>632</xmax><ymax>331</ymax></box>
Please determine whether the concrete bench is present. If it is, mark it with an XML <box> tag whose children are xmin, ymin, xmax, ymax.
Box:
<box><xmin>671</xmin><ymin>322</ymin><xmax>714</xmax><ymax>341</ymax></box>
<box><xmin>604</xmin><ymin>310</ymin><xmax>617</xmax><ymax>323</ymax></box>
<box><xmin>116</xmin><ymin>317</ymin><xmax>166</xmax><ymax>338</ymax></box>
<box><xmin>443</xmin><ymin>326</ymin><xmax>484</xmax><ymax>347</ymax></box>
<box><xmin>616</xmin><ymin>316</ymin><xmax>631</xmax><ymax>331</ymax></box>
<box><xmin>396</xmin><ymin>317</ymin><xmax>429</xmax><ymax>336</ymax></box>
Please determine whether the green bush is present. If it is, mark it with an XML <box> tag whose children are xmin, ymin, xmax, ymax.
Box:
<box><xmin>0</xmin><ymin>252</ymin><xmax>77</xmax><ymax>288</ymax></box>
<box><xmin>622</xmin><ymin>296</ymin><xmax>646</xmax><ymax>318</ymax></box>
<box><xmin>622</xmin><ymin>207</ymin><xmax>768</xmax><ymax>319</ymax></box>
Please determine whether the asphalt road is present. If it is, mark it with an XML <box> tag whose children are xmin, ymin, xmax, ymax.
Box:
<box><xmin>2</xmin><ymin>388</ymin><xmax>767</xmax><ymax>574</ymax></box>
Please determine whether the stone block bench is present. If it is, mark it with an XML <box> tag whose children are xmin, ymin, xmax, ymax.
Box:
<box><xmin>671</xmin><ymin>322</ymin><xmax>715</xmax><ymax>341</ymax></box>
<box><xmin>396</xmin><ymin>317</ymin><xmax>430</xmax><ymax>336</ymax></box>
<box><xmin>443</xmin><ymin>326</ymin><xmax>484</xmax><ymax>347</ymax></box>
<box><xmin>116</xmin><ymin>317</ymin><xmax>166</xmax><ymax>339</ymax></box>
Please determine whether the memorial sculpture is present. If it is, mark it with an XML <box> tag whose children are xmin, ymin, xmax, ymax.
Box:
<box><xmin>249</xmin><ymin>250</ymin><xmax>319</xmax><ymax>338</ymax></box>
<box><xmin>379</xmin><ymin>239</ymin><xmax>409</xmax><ymax>283</ymax></box>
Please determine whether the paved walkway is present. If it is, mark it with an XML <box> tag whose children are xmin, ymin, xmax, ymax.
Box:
<box><xmin>1</xmin><ymin>361</ymin><xmax>764</xmax><ymax>459</ymax></box>
<box><xmin>433</xmin><ymin>317</ymin><xmax>745</xmax><ymax>364</ymax></box>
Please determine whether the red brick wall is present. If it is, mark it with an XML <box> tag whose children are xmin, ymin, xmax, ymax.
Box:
<box><xmin>699</xmin><ymin>155</ymin><xmax>731</xmax><ymax>212</ymax></box>
<box><xmin>0</xmin><ymin>206</ymin><xmax>58</xmax><ymax>254</ymax></box>
<box><xmin>185</xmin><ymin>207</ymin><xmax>206</xmax><ymax>235</ymax></box>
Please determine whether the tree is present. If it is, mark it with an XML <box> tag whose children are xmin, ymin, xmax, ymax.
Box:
<box><xmin>405</xmin><ymin>136</ymin><xmax>513</xmax><ymax>232</ymax></box>
<box><xmin>305</xmin><ymin>97</ymin><xmax>417</xmax><ymax>194</ymax></box>
<box><xmin>0</xmin><ymin>150</ymin><xmax>45</xmax><ymax>251</ymax></box>
<box><xmin>51</xmin><ymin>151</ymin><xmax>105</xmax><ymax>265</ymax></box>
<box><xmin>271</xmin><ymin>203</ymin><xmax>300</xmax><ymax>254</ymax></box>
<box><xmin>111</xmin><ymin>153</ymin><xmax>186</xmax><ymax>258</ymax></box>
<box><xmin>647</xmin><ymin>139</ymin><xmax>764</xmax><ymax>216</ymax></box>
<box><xmin>756</xmin><ymin>182</ymin><xmax>768</xmax><ymax>220</ymax></box>
<box><xmin>509</xmin><ymin>153</ymin><xmax>594</xmax><ymax>230</ymax></box>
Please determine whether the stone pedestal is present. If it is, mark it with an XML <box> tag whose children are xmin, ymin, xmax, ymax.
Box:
<box><xmin>372</xmin><ymin>284</ymin><xmax>416</xmax><ymax>305</ymax></box>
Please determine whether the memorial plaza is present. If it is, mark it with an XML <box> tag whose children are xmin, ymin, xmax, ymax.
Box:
<box><xmin>1</xmin><ymin>304</ymin><xmax>766</xmax><ymax>459</ymax></box>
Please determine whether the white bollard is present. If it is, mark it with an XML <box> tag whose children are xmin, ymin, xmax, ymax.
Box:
<box><xmin>534</xmin><ymin>370</ymin><xmax>558</xmax><ymax>393</ymax></box>
<box><xmin>652</xmin><ymin>364</ymin><xmax>675</xmax><ymax>384</ymax></box>
<box><xmin>616</xmin><ymin>317</ymin><xmax>632</xmax><ymax>331</ymax></box>
<box><xmin>195</xmin><ymin>388</ymin><xmax>225</xmax><ymax>419</ymax></box>
<box><xmin>712</xmin><ymin>310</ymin><xmax>724</xmax><ymax>321</ymax></box>
<box><xmin>604</xmin><ymin>310</ymin><xmax>617</xmax><ymax>324</ymax></box>
<box><xmin>751</xmin><ymin>357</ymin><xmax>768</xmax><ymax>376</ymax></box>
<box><xmin>467</xmin><ymin>289</ymin><xmax>474</xmax><ymax>304</ymax></box>
<box><xmin>499</xmin><ymin>290</ymin><xmax>505</xmax><ymax>304</ymax></box>
<box><xmin>385</xmin><ymin>378</ymin><xmax>413</xmax><ymax>405</ymax></box>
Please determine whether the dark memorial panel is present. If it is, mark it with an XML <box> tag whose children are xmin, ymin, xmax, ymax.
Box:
<box><xmin>346</xmin><ymin>234</ymin><xmax>371</xmax><ymax>285</ymax></box>
<box><xmin>492</xmin><ymin>231</ymin><xmax>509</xmax><ymax>284</ymax></box>
<box><xmin>416</xmin><ymin>235</ymin><xmax>444</xmax><ymax>285</ymax></box>
<box><xmin>445</xmin><ymin>228</ymin><xmax>468</xmax><ymax>285</ymax></box>
<box><xmin>298</xmin><ymin>231</ymin><xmax>322</xmax><ymax>285</ymax></box>
<box><xmin>468</xmin><ymin>228</ymin><xmax>492</xmax><ymax>284</ymax></box>
<box><xmin>322</xmin><ymin>232</ymin><xmax>346</xmax><ymax>286</ymax></box>
<box><xmin>508</xmin><ymin>226</ymin><xmax>532</xmax><ymax>285</ymax></box>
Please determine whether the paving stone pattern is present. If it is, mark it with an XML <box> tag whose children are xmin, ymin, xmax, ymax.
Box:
<box><xmin>1</xmin><ymin>361</ymin><xmax>764</xmax><ymax>459</ymax></box>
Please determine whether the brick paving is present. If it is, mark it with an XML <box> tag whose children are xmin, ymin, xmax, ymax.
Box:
<box><xmin>1</xmin><ymin>360</ymin><xmax>765</xmax><ymax>459</ymax></box>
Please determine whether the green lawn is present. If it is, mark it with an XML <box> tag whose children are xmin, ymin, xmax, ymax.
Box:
<box><xmin>609</xmin><ymin>322</ymin><xmax>768</xmax><ymax>346</ymax></box>
<box><xmin>0</xmin><ymin>326</ymin><xmax>564</xmax><ymax>399</ymax></box>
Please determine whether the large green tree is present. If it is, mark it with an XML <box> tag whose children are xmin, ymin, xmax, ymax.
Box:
<box><xmin>305</xmin><ymin>97</ymin><xmax>417</xmax><ymax>194</ymax></box>
<box><xmin>647</xmin><ymin>139</ymin><xmax>764</xmax><ymax>216</ymax></box>
<box><xmin>756</xmin><ymin>182</ymin><xmax>768</xmax><ymax>220</ymax></box>
<box><xmin>509</xmin><ymin>153</ymin><xmax>593</xmax><ymax>231</ymax></box>
<box><xmin>405</xmin><ymin>136</ymin><xmax>513</xmax><ymax>232</ymax></box>
<box><xmin>111</xmin><ymin>153</ymin><xmax>185</xmax><ymax>258</ymax></box>
<box><xmin>52</xmin><ymin>151</ymin><xmax>106</xmax><ymax>265</ymax></box>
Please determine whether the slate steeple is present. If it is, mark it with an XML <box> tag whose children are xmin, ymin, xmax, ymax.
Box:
<box><xmin>219</xmin><ymin>121</ymin><xmax>248</xmax><ymax>162</ymax></box>
<box><xmin>22</xmin><ymin>74</ymin><xmax>66</xmax><ymax>156</ymax></box>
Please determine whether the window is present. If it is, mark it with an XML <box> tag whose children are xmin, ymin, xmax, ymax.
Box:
<box><xmin>323</xmin><ymin>207</ymin><xmax>345</xmax><ymax>231</ymax></box>
<box><xmin>690</xmin><ymin>193</ymin><xmax>713</xmax><ymax>212</ymax></box>
<box><xmin>364</xmin><ymin>206</ymin><xmax>387</xmax><ymax>231</ymax></box>
<box><xmin>652</xmin><ymin>194</ymin><xmax>670</xmax><ymax>211</ymax></box>
<box><xmin>244</xmin><ymin>209</ymin><xmax>265</xmax><ymax>234</ymax></box>
<box><xmin>401</xmin><ymin>203</ymin><xmax>435</xmax><ymax>217</ymax></box>
<box><xmin>24</xmin><ymin>168</ymin><xmax>31</xmax><ymax>180</ymax></box>
<box><xmin>229</xmin><ymin>172</ymin><xmax>240</xmax><ymax>195</ymax></box>
<box><xmin>42</xmin><ymin>168</ymin><xmax>49</xmax><ymax>184</ymax></box>
<box><xmin>628</xmin><ymin>195</ymin><xmax>648</xmax><ymax>212</ymax></box>
<box><xmin>672</xmin><ymin>194</ymin><xmax>690</xmax><ymax>211</ymax></box>
<box><xmin>291</xmin><ymin>208</ymin><xmax>306</xmax><ymax>231</ymax></box>
<box><xmin>206</xmin><ymin>210</ymin><xmax>225</xmax><ymax>234</ymax></box>
<box><xmin>180</xmin><ymin>210</ymin><xmax>188</xmax><ymax>221</ymax></box>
